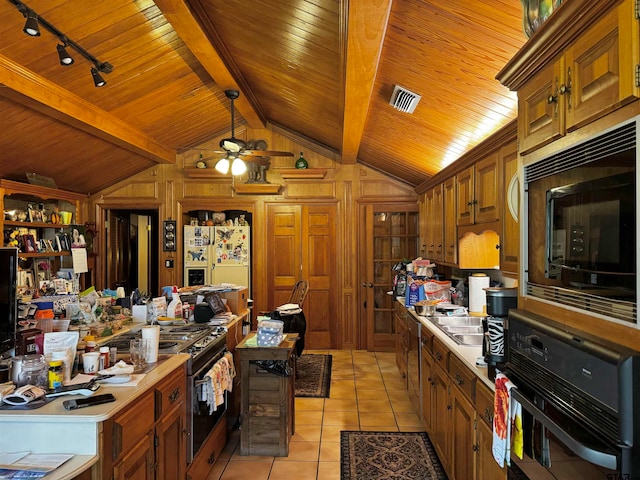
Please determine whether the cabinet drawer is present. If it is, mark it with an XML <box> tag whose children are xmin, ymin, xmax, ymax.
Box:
<box><xmin>155</xmin><ymin>364</ymin><xmax>187</xmax><ymax>420</ymax></box>
<box><xmin>113</xmin><ymin>390</ymin><xmax>155</xmax><ymax>459</ymax></box>
<box><xmin>449</xmin><ymin>354</ymin><xmax>476</xmax><ymax>403</ymax></box>
<box><xmin>187</xmin><ymin>414</ymin><xmax>227</xmax><ymax>480</ymax></box>
<box><xmin>476</xmin><ymin>381</ymin><xmax>495</xmax><ymax>428</ymax></box>
<box><xmin>432</xmin><ymin>337</ymin><xmax>449</xmax><ymax>370</ymax></box>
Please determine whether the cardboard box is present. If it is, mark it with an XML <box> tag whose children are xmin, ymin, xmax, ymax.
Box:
<box><xmin>221</xmin><ymin>287</ymin><xmax>249</xmax><ymax>315</ymax></box>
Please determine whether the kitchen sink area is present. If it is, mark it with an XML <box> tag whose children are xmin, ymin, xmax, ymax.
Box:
<box><xmin>425</xmin><ymin>315</ymin><xmax>484</xmax><ymax>346</ymax></box>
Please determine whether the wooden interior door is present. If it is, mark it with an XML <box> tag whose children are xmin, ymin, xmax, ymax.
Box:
<box><xmin>266</xmin><ymin>203</ymin><xmax>337</xmax><ymax>349</ymax></box>
<box><xmin>361</xmin><ymin>204</ymin><xmax>419</xmax><ymax>351</ymax></box>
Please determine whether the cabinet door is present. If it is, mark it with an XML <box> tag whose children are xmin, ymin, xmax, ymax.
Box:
<box><xmin>474</xmin><ymin>153</ymin><xmax>501</xmax><ymax>224</ymax></box>
<box><xmin>433</xmin><ymin>184</ymin><xmax>444</xmax><ymax>261</ymax></box>
<box><xmin>565</xmin><ymin>2</ymin><xmax>638</xmax><ymax>131</ymax></box>
<box><xmin>113</xmin><ymin>433</ymin><xmax>155</xmax><ymax>480</ymax></box>
<box><xmin>501</xmin><ymin>141</ymin><xmax>519</xmax><ymax>275</ymax></box>
<box><xmin>431</xmin><ymin>364</ymin><xmax>450</xmax><ymax>473</ymax></box>
<box><xmin>450</xmin><ymin>387</ymin><xmax>476</xmax><ymax>480</ymax></box>
<box><xmin>443</xmin><ymin>177</ymin><xmax>457</xmax><ymax>264</ymax></box>
<box><xmin>420</xmin><ymin>339</ymin><xmax>433</xmax><ymax>432</ymax></box>
<box><xmin>424</xmin><ymin>189</ymin><xmax>436</xmax><ymax>259</ymax></box>
<box><xmin>476</xmin><ymin>417</ymin><xmax>507</xmax><ymax>480</ymax></box>
<box><xmin>456</xmin><ymin>167</ymin><xmax>474</xmax><ymax>226</ymax></box>
<box><xmin>517</xmin><ymin>59</ymin><xmax>565</xmax><ymax>154</ymax></box>
<box><xmin>156</xmin><ymin>402</ymin><xmax>186</xmax><ymax>480</ymax></box>
<box><xmin>395</xmin><ymin>310</ymin><xmax>408</xmax><ymax>387</ymax></box>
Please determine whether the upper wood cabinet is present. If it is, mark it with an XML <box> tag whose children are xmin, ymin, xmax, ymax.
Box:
<box><xmin>425</xmin><ymin>184</ymin><xmax>444</xmax><ymax>262</ymax></box>
<box><xmin>456</xmin><ymin>153</ymin><xmax>501</xmax><ymax>226</ymax></box>
<box><xmin>500</xmin><ymin>141</ymin><xmax>519</xmax><ymax>276</ymax></box>
<box><xmin>443</xmin><ymin>177</ymin><xmax>457</xmax><ymax>264</ymax></box>
<box><xmin>513</xmin><ymin>0</ymin><xmax>639</xmax><ymax>154</ymax></box>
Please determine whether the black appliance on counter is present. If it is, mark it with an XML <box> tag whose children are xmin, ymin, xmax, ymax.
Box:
<box><xmin>482</xmin><ymin>287</ymin><xmax>517</xmax><ymax>380</ymax></box>
<box><xmin>505</xmin><ymin>309</ymin><xmax>640</xmax><ymax>478</ymax></box>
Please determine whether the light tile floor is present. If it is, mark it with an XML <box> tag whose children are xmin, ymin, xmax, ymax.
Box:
<box><xmin>206</xmin><ymin>349</ymin><xmax>615</xmax><ymax>480</ymax></box>
<box><xmin>206</xmin><ymin>350</ymin><xmax>423</xmax><ymax>480</ymax></box>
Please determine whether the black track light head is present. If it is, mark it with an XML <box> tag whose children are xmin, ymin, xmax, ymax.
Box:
<box><xmin>57</xmin><ymin>43</ymin><xmax>74</xmax><ymax>66</ymax></box>
<box><xmin>23</xmin><ymin>10</ymin><xmax>39</xmax><ymax>36</ymax></box>
<box><xmin>91</xmin><ymin>67</ymin><xmax>106</xmax><ymax>87</ymax></box>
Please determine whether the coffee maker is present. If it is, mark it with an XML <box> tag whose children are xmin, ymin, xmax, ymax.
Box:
<box><xmin>482</xmin><ymin>287</ymin><xmax>517</xmax><ymax>380</ymax></box>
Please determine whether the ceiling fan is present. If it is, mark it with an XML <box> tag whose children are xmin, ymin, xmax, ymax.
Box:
<box><xmin>208</xmin><ymin>89</ymin><xmax>293</xmax><ymax>175</ymax></box>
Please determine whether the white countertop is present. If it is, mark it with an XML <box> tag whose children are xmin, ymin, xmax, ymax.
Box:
<box><xmin>0</xmin><ymin>353</ymin><xmax>190</xmax><ymax>479</ymax></box>
<box><xmin>406</xmin><ymin>306</ymin><xmax>496</xmax><ymax>391</ymax></box>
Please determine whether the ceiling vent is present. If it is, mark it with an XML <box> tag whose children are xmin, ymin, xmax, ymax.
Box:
<box><xmin>389</xmin><ymin>85</ymin><xmax>421</xmax><ymax>114</ymax></box>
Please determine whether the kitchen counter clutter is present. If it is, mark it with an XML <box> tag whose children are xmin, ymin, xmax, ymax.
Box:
<box><xmin>0</xmin><ymin>353</ymin><xmax>190</xmax><ymax>480</ymax></box>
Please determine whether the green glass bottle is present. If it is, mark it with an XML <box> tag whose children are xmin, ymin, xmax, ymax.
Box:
<box><xmin>295</xmin><ymin>151</ymin><xmax>308</xmax><ymax>169</ymax></box>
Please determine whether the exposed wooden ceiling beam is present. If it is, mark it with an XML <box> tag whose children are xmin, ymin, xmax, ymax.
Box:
<box><xmin>153</xmin><ymin>0</ymin><xmax>266</xmax><ymax>129</ymax></box>
<box><xmin>341</xmin><ymin>0</ymin><xmax>392</xmax><ymax>164</ymax></box>
<box><xmin>0</xmin><ymin>54</ymin><xmax>175</xmax><ymax>164</ymax></box>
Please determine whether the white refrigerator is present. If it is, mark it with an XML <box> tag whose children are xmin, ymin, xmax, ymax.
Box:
<box><xmin>184</xmin><ymin>225</ymin><xmax>250</xmax><ymax>290</ymax></box>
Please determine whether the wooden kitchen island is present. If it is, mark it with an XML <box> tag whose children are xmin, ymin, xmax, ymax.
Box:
<box><xmin>0</xmin><ymin>354</ymin><xmax>190</xmax><ymax>480</ymax></box>
<box><xmin>236</xmin><ymin>332</ymin><xmax>298</xmax><ymax>457</ymax></box>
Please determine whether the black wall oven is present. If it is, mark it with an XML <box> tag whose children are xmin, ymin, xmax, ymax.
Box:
<box><xmin>505</xmin><ymin>309</ymin><xmax>640</xmax><ymax>479</ymax></box>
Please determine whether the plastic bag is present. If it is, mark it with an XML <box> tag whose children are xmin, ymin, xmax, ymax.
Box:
<box><xmin>424</xmin><ymin>280</ymin><xmax>451</xmax><ymax>302</ymax></box>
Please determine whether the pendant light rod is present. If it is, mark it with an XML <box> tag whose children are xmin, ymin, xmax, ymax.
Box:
<box><xmin>8</xmin><ymin>0</ymin><xmax>113</xmax><ymax>74</ymax></box>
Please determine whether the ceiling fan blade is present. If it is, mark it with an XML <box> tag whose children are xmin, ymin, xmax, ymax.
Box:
<box><xmin>241</xmin><ymin>150</ymin><xmax>294</xmax><ymax>157</ymax></box>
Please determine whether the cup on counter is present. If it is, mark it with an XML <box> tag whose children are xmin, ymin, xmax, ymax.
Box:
<box><xmin>141</xmin><ymin>325</ymin><xmax>160</xmax><ymax>363</ymax></box>
<box><xmin>82</xmin><ymin>352</ymin><xmax>101</xmax><ymax>375</ymax></box>
<box><xmin>129</xmin><ymin>339</ymin><xmax>148</xmax><ymax>371</ymax></box>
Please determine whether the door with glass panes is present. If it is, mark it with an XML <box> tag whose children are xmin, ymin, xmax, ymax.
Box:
<box><xmin>360</xmin><ymin>204</ymin><xmax>419</xmax><ymax>351</ymax></box>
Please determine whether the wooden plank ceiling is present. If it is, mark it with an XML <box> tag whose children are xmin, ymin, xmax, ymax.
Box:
<box><xmin>0</xmin><ymin>0</ymin><xmax>526</xmax><ymax>194</ymax></box>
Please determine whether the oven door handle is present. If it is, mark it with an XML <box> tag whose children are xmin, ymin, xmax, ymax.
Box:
<box><xmin>511</xmin><ymin>388</ymin><xmax>618</xmax><ymax>470</ymax></box>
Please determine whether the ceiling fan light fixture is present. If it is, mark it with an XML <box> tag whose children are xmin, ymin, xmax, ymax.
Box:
<box><xmin>231</xmin><ymin>158</ymin><xmax>247</xmax><ymax>176</ymax></box>
<box><xmin>215</xmin><ymin>158</ymin><xmax>230</xmax><ymax>174</ymax></box>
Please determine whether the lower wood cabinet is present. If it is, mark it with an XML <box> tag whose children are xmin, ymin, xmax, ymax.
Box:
<box><xmin>102</xmin><ymin>363</ymin><xmax>188</xmax><ymax>480</ymax></box>
<box><xmin>416</xmin><ymin>312</ymin><xmax>506</xmax><ymax>480</ymax></box>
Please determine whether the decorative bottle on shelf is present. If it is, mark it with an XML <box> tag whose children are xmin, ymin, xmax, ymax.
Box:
<box><xmin>295</xmin><ymin>152</ymin><xmax>308</xmax><ymax>169</ymax></box>
<box><xmin>196</xmin><ymin>153</ymin><xmax>207</xmax><ymax>169</ymax></box>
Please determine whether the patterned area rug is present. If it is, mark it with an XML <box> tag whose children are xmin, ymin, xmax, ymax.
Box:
<box><xmin>341</xmin><ymin>431</ymin><xmax>447</xmax><ymax>480</ymax></box>
<box><xmin>295</xmin><ymin>353</ymin><xmax>332</xmax><ymax>398</ymax></box>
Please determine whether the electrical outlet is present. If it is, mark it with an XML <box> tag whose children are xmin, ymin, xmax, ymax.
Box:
<box><xmin>165</xmin><ymin>259</ymin><xmax>174</xmax><ymax>268</ymax></box>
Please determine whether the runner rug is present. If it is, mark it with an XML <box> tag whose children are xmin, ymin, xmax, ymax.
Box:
<box><xmin>340</xmin><ymin>431</ymin><xmax>447</xmax><ymax>480</ymax></box>
<box><xmin>295</xmin><ymin>353</ymin><xmax>332</xmax><ymax>398</ymax></box>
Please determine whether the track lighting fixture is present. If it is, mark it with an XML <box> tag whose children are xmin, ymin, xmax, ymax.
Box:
<box><xmin>56</xmin><ymin>43</ymin><xmax>73</xmax><ymax>66</ymax></box>
<box><xmin>90</xmin><ymin>67</ymin><xmax>106</xmax><ymax>87</ymax></box>
<box><xmin>9</xmin><ymin>0</ymin><xmax>113</xmax><ymax>87</ymax></box>
<box><xmin>22</xmin><ymin>9</ymin><xmax>39</xmax><ymax>36</ymax></box>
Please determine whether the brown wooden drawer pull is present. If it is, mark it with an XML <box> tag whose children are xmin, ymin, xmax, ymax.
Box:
<box><xmin>484</xmin><ymin>407</ymin><xmax>493</xmax><ymax>424</ymax></box>
<box><xmin>169</xmin><ymin>387</ymin><xmax>181</xmax><ymax>403</ymax></box>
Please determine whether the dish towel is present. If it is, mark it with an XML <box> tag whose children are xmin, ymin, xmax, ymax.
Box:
<box><xmin>492</xmin><ymin>373</ymin><xmax>523</xmax><ymax>467</ymax></box>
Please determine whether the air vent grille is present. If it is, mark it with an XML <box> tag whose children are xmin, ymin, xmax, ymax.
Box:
<box><xmin>526</xmin><ymin>283</ymin><xmax>637</xmax><ymax>324</ymax></box>
<box><xmin>525</xmin><ymin>121</ymin><xmax>636</xmax><ymax>183</ymax></box>
<box><xmin>389</xmin><ymin>85</ymin><xmax>421</xmax><ymax>114</ymax></box>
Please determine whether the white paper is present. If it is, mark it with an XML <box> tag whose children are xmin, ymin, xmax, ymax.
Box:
<box><xmin>71</xmin><ymin>248</ymin><xmax>88</xmax><ymax>273</ymax></box>
<box><xmin>0</xmin><ymin>452</ymin><xmax>74</xmax><ymax>472</ymax></box>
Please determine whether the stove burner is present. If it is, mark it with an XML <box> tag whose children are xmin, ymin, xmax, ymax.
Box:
<box><xmin>159</xmin><ymin>341</ymin><xmax>179</xmax><ymax>350</ymax></box>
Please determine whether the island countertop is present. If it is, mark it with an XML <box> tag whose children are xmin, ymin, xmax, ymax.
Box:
<box><xmin>0</xmin><ymin>353</ymin><xmax>190</xmax><ymax>479</ymax></box>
